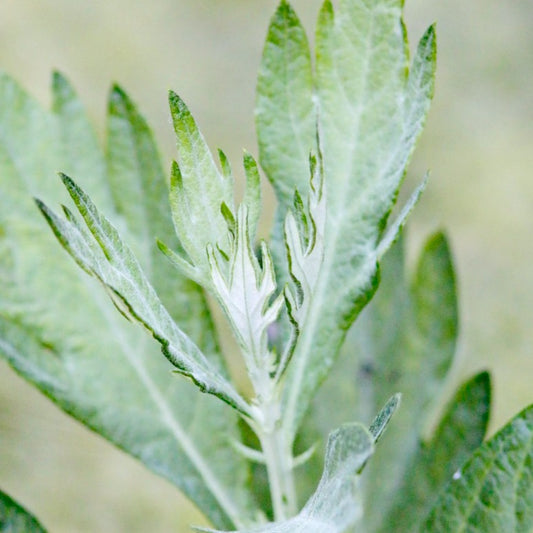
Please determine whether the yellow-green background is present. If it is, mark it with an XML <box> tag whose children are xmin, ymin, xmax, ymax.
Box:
<box><xmin>0</xmin><ymin>0</ymin><xmax>531</xmax><ymax>531</ymax></box>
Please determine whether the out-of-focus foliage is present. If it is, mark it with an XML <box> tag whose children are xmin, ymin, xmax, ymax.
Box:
<box><xmin>0</xmin><ymin>1</ymin><xmax>531</xmax><ymax>532</ymax></box>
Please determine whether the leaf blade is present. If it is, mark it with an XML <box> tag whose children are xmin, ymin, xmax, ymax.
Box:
<box><xmin>255</xmin><ymin>0</ymin><xmax>316</xmax><ymax>206</ymax></box>
<box><xmin>423</xmin><ymin>404</ymin><xmax>533</xmax><ymax>532</ymax></box>
<box><xmin>281</xmin><ymin>0</ymin><xmax>437</xmax><ymax>444</ymax></box>
<box><xmin>0</xmin><ymin>73</ymin><xmax>257</xmax><ymax>529</ymax></box>
<box><xmin>0</xmin><ymin>489</ymin><xmax>47</xmax><ymax>532</ymax></box>
<box><xmin>379</xmin><ymin>372</ymin><xmax>491</xmax><ymax>532</ymax></box>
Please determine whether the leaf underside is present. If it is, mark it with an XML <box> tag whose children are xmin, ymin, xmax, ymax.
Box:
<box><xmin>256</xmin><ymin>0</ymin><xmax>437</xmax><ymax>447</ymax></box>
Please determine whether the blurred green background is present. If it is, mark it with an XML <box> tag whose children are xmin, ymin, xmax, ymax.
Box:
<box><xmin>0</xmin><ymin>0</ymin><xmax>531</xmax><ymax>531</ymax></box>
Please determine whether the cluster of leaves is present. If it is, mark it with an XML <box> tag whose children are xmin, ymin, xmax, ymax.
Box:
<box><xmin>0</xmin><ymin>0</ymin><xmax>531</xmax><ymax>532</ymax></box>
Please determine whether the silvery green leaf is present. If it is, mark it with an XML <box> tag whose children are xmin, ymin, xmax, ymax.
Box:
<box><xmin>168</xmin><ymin>91</ymin><xmax>234</xmax><ymax>284</ymax></box>
<box><xmin>194</xmin><ymin>423</ymin><xmax>374</xmax><ymax>533</ymax></box>
<box><xmin>281</xmin><ymin>152</ymin><xmax>326</xmax><ymax>378</ymax></box>
<box><xmin>255</xmin><ymin>0</ymin><xmax>318</xmax><ymax>295</ymax></box>
<box><xmin>0</xmin><ymin>489</ymin><xmax>47</xmax><ymax>532</ymax></box>
<box><xmin>256</xmin><ymin>0</ymin><xmax>316</xmax><ymax>207</ymax></box>
<box><xmin>423</xmin><ymin>403</ymin><xmax>533</xmax><ymax>532</ymax></box>
<box><xmin>51</xmin><ymin>71</ymin><xmax>111</xmax><ymax>212</ymax></box>
<box><xmin>379</xmin><ymin>372</ymin><xmax>491</xmax><ymax>532</ymax></box>
<box><xmin>369</xmin><ymin>393</ymin><xmax>402</xmax><ymax>444</ymax></box>
<box><xmin>0</xmin><ymin>73</ymin><xmax>257</xmax><ymax>529</ymax></box>
<box><xmin>208</xmin><ymin>204</ymin><xmax>283</xmax><ymax>393</ymax></box>
<box><xmin>280</xmin><ymin>0</ymin><xmax>437</xmax><ymax>444</ymax></box>
<box><xmin>376</xmin><ymin>173</ymin><xmax>428</xmax><ymax>260</ymax></box>
<box><xmin>243</xmin><ymin>151</ymin><xmax>262</xmax><ymax>243</ymax></box>
<box><xmin>37</xmin><ymin>175</ymin><xmax>250</xmax><ymax>416</ymax></box>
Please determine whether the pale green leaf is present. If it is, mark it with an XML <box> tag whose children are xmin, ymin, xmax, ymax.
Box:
<box><xmin>194</xmin><ymin>424</ymin><xmax>374</xmax><ymax>533</ymax></box>
<box><xmin>255</xmin><ymin>0</ymin><xmax>318</xmax><ymax>298</ymax></box>
<box><xmin>168</xmin><ymin>91</ymin><xmax>234</xmax><ymax>283</ymax></box>
<box><xmin>423</xmin><ymin>403</ymin><xmax>533</xmax><ymax>532</ymax></box>
<box><xmin>52</xmin><ymin>71</ymin><xmax>111</xmax><ymax>212</ymax></box>
<box><xmin>281</xmin><ymin>0</ymin><xmax>437</xmax><ymax>444</ymax></box>
<box><xmin>105</xmin><ymin>85</ymin><xmax>220</xmax><ymax>352</ymax></box>
<box><xmin>379</xmin><ymin>372</ymin><xmax>491</xmax><ymax>532</ymax></box>
<box><xmin>0</xmin><ymin>489</ymin><xmax>47</xmax><ymax>532</ymax></box>
<box><xmin>0</xmin><ymin>73</ymin><xmax>257</xmax><ymax>529</ymax></box>
<box><xmin>37</xmin><ymin>175</ymin><xmax>250</xmax><ymax>416</ymax></box>
<box><xmin>256</xmin><ymin>0</ymin><xmax>316</xmax><ymax>206</ymax></box>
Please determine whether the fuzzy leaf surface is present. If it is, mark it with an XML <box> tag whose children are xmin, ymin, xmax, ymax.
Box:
<box><xmin>195</xmin><ymin>424</ymin><xmax>374</xmax><ymax>533</ymax></box>
<box><xmin>0</xmin><ymin>73</ymin><xmax>256</xmax><ymax>529</ymax></box>
<box><xmin>307</xmin><ymin>233</ymin><xmax>457</xmax><ymax>530</ymax></box>
<box><xmin>379</xmin><ymin>371</ymin><xmax>491</xmax><ymax>532</ymax></box>
<box><xmin>0</xmin><ymin>489</ymin><xmax>47</xmax><ymax>532</ymax></box>
<box><xmin>424</xmin><ymin>404</ymin><xmax>533</xmax><ymax>532</ymax></box>
<box><xmin>280</xmin><ymin>0</ymin><xmax>437</xmax><ymax>443</ymax></box>
<box><xmin>168</xmin><ymin>92</ymin><xmax>234</xmax><ymax>285</ymax></box>
<box><xmin>256</xmin><ymin>0</ymin><xmax>316</xmax><ymax>207</ymax></box>
<box><xmin>37</xmin><ymin>175</ymin><xmax>249</xmax><ymax>415</ymax></box>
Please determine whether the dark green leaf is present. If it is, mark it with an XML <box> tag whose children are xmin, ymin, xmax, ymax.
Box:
<box><xmin>424</xmin><ymin>403</ymin><xmax>533</xmax><ymax>532</ymax></box>
<box><xmin>380</xmin><ymin>371</ymin><xmax>491</xmax><ymax>532</ymax></box>
<box><xmin>0</xmin><ymin>489</ymin><xmax>47</xmax><ymax>532</ymax></box>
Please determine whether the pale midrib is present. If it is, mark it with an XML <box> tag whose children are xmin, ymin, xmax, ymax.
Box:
<box><xmin>94</xmin><ymin>282</ymin><xmax>247</xmax><ymax>529</ymax></box>
<box><xmin>283</xmin><ymin>10</ymin><xmax>429</xmax><ymax>441</ymax></box>
<box><xmin>283</xmin><ymin>11</ymin><xmax>377</xmax><ymax>440</ymax></box>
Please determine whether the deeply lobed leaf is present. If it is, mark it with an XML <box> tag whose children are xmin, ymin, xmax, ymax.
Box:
<box><xmin>37</xmin><ymin>174</ymin><xmax>250</xmax><ymax>416</ymax></box>
<box><xmin>168</xmin><ymin>91</ymin><xmax>234</xmax><ymax>285</ymax></box>
<box><xmin>0</xmin><ymin>73</ymin><xmax>257</xmax><ymax>529</ymax></box>
<box><xmin>256</xmin><ymin>0</ymin><xmax>438</xmax><ymax>446</ymax></box>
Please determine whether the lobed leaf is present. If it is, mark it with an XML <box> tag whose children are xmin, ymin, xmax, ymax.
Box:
<box><xmin>0</xmin><ymin>73</ymin><xmax>257</xmax><ymax>529</ymax></box>
<box><xmin>208</xmin><ymin>204</ymin><xmax>283</xmax><ymax>391</ymax></box>
<box><xmin>0</xmin><ymin>489</ymin><xmax>47</xmax><ymax>532</ymax></box>
<box><xmin>168</xmin><ymin>91</ymin><xmax>234</xmax><ymax>284</ymax></box>
<box><xmin>37</xmin><ymin>175</ymin><xmax>250</xmax><ymax>416</ymax></box>
<box><xmin>279</xmin><ymin>0</ymin><xmax>437</xmax><ymax>446</ymax></box>
<box><xmin>423</xmin><ymin>403</ymin><xmax>533</xmax><ymax>532</ymax></box>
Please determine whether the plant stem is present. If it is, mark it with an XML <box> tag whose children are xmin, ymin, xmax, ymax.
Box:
<box><xmin>255</xmin><ymin>397</ymin><xmax>297</xmax><ymax>521</ymax></box>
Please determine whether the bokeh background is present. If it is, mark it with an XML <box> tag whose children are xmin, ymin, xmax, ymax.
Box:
<box><xmin>0</xmin><ymin>0</ymin><xmax>531</xmax><ymax>531</ymax></box>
